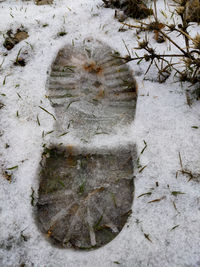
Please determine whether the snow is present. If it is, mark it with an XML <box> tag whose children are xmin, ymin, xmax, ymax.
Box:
<box><xmin>0</xmin><ymin>0</ymin><xmax>200</xmax><ymax>266</ymax></box>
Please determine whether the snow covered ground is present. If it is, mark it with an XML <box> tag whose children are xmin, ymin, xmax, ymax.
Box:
<box><xmin>0</xmin><ymin>0</ymin><xmax>200</xmax><ymax>266</ymax></box>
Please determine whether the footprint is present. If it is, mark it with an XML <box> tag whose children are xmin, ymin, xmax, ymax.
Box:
<box><xmin>36</xmin><ymin>38</ymin><xmax>138</xmax><ymax>250</ymax></box>
<box><xmin>36</xmin><ymin>145</ymin><xmax>136</xmax><ymax>249</ymax></box>
<box><xmin>47</xmin><ymin>38</ymin><xmax>137</xmax><ymax>140</ymax></box>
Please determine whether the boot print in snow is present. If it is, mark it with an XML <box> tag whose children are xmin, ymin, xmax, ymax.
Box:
<box><xmin>36</xmin><ymin>38</ymin><xmax>137</xmax><ymax>250</ymax></box>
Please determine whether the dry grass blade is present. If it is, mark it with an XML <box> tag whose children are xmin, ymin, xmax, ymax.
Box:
<box><xmin>137</xmin><ymin>192</ymin><xmax>152</xmax><ymax>198</ymax></box>
<box><xmin>122</xmin><ymin>39</ymin><xmax>131</xmax><ymax>57</ymax></box>
<box><xmin>39</xmin><ymin>106</ymin><xmax>56</xmax><ymax>120</ymax></box>
<box><xmin>141</xmin><ymin>140</ymin><xmax>147</xmax><ymax>154</ymax></box>
<box><xmin>144</xmin><ymin>233</ymin><xmax>152</xmax><ymax>243</ymax></box>
<box><xmin>179</xmin><ymin>152</ymin><xmax>183</xmax><ymax>169</ymax></box>
<box><xmin>171</xmin><ymin>191</ymin><xmax>185</xmax><ymax>196</ymax></box>
<box><xmin>170</xmin><ymin>225</ymin><xmax>179</xmax><ymax>231</ymax></box>
<box><xmin>148</xmin><ymin>196</ymin><xmax>166</xmax><ymax>203</ymax></box>
<box><xmin>139</xmin><ymin>165</ymin><xmax>147</xmax><ymax>173</ymax></box>
<box><xmin>172</xmin><ymin>200</ymin><xmax>178</xmax><ymax>212</ymax></box>
<box><xmin>6</xmin><ymin>165</ymin><xmax>18</xmax><ymax>170</ymax></box>
<box><xmin>153</xmin><ymin>0</ymin><xmax>158</xmax><ymax>22</ymax></box>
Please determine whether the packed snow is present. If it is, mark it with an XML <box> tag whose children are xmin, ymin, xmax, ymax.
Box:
<box><xmin>0</xmin><ymin>0</ymin><xmax>200</xmax><ymax>266</ymax></box>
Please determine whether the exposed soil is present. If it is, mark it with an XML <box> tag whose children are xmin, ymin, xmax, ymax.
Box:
<box><xmin>3</xmin><ymin>29</ymin><xmax>28</xmax><ymax>51</ymax></box>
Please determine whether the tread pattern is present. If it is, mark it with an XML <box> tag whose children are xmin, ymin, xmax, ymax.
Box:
<box><xmin>47</xmin><ymin>38</ymin><xmax>137</xmax><ymax>137</ymax></box>
<box><xmin>36</xmin><ymin>146</ymin><xmax>135</xmax><ymax>249</ymax></box>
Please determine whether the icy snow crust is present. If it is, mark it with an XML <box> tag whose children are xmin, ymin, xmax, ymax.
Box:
<box><xmin>47</xmin><ymin>38</ymin><xmax>137</xmax><ymax>140</ymax></box>
<box><xmin>0</xmin><ymin>0</ymin><xmax>200</xmax><ymax>266</ymax></box>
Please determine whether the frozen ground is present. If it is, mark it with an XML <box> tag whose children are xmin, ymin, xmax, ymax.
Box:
<box><xmin>0</xmin><ymin>0</ymin><xmax>200</xmax><ymax>266</ymax></box>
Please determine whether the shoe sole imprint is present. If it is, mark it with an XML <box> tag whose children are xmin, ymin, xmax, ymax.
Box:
<box><xmin>36</xmin><ymin>38</ymin><xmax>137</xmax><ymax>250</ymax></box>
<box><xmin>47</xmin><ymin>38</ymin><xmax>137</xmax><ymax>138</ymax></box>
<box><xmin>36</xmin><ymin>145</ymin><xmax>136</xmax><ymax>249</ymax></box>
